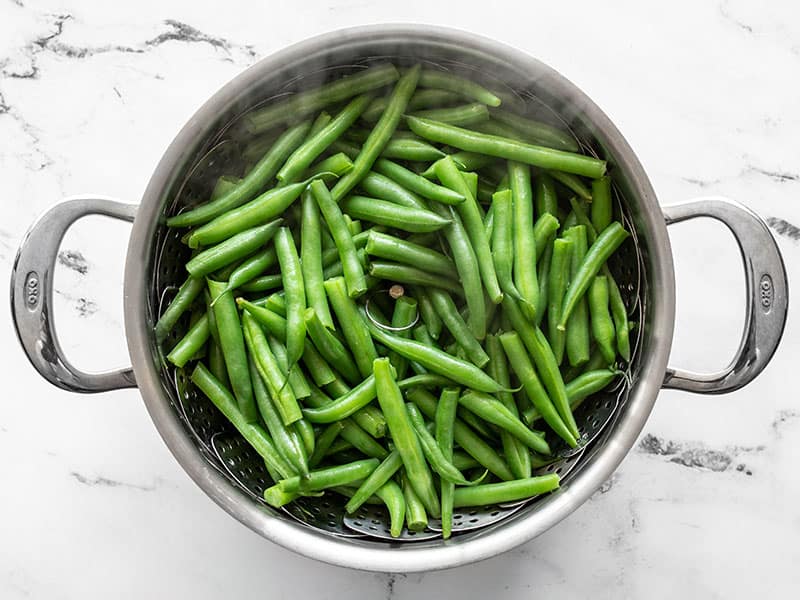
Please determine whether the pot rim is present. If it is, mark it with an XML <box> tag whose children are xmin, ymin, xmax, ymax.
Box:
<box><xmin>123</xmin><ymin>23</ymin><xmax>675</xmax><ymax>572</ymax></box>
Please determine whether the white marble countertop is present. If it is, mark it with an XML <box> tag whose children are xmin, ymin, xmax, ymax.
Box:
<box><xmin>1</xmin><ymin>0</ymin><xmax>799</xmax><ymax>597</ymax></box>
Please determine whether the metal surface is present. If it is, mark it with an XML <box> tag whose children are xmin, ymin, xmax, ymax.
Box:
<box><xmin>662</xmin><ymin>197</ymin><xmax>788</xmax><ymax>393</ymax></box>
<box><xmin>11</xmin><ymin>25</ymin><xmax>788</xmax><ymax>572</ymax></box>
<box><xmin>10</xmin><ymin>196</ymin><xmax>138</xmax><ymax>393</ymax></box>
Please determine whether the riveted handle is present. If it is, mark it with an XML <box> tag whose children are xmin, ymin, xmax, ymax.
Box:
<box><xmin>662</xmin><ymin>196</ymin><xmax>788</xmax><ymax>393</ymax></box>
<box><xmin>10</xmin><ymin>196</ymin><xmax>138</xmax><ymax>393</ymax></box>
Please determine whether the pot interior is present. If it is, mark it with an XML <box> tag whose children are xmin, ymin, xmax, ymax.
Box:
<box><xmin>138</xmin><ymin>30</ymin><xmax>656</xmax><ymax>553</ymax></box>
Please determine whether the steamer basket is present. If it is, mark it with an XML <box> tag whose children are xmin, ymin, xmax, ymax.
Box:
<box><xmin>11</xmin><ymin>25</ymin><xmax>787</xmax><ymax>572</ymax></box>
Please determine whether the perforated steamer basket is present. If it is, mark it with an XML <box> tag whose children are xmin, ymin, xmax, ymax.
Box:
<box><xmin>11</xmin><ymin>25</ymin><xmax>788</xmax><ymax>572</ymax></box>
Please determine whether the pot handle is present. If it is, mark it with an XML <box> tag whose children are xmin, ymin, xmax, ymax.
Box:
<box><xmin>661</xmin><ymin>196</ymin><xmax>788</xmax><ymax>393</ymax></box>
<box><xmin>10</xmin><ymin>196</ymin><xmax>139</xmax><ymax>393</ymax></box>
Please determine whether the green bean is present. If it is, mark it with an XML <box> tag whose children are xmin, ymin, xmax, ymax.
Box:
<box><xmin>549</xmin><ymin>170</ymin><xmax>592</xmax><ymax>200</ymax></box>
<box><xmin>395</xmin><ymin>374</ymin><xmax>455</xmax><ymax>391</ymax></box>
<box><xmin>412</xmin><ymin>103</ymin><xmax>489</xmax><ymax>126</ymax></box>
<box><xmin>308</xmin><ymin>422</ymin><xmax>344</xmax><ymax>468</ymax></box>
<box><xmin>406</xmin><ymin>403</ymin><xmax>477</xmax><ymax>485</ymax></box>
<box><xmin>533</xmin><ymin>213</ymin><xmax>560</xmax><ymax>261</ymax></box>
<box><xmin>304</xmin><ymin>307</ymin><xmax>360</xmax><ymax>384</ymax></box>
<box><xmin>294</xmin><ymin>419</ymin><xmax>317</xmax><ymax>458</ymax></box>
<box><xmin>267</xmin><ymin>334</ymin><xmax>311</xmax><ymax>399</ymax></box>
<box><xmin>235</xmin><ymin>298</ymin><xmax>287</xmax><ymax>337</ymax></box>
<box><xmin>212</xmin><ymin>248</ymin><xmax>277</xmax><ymax>301</ymax></box>
<box><xmin>459</xmin><ymin>391</ymin><xmax>550</xmax><ymax>455</ymax></box>
<box><xmin>534</xmin><ymin>172</ymin><xmax>559</xmax><ymax>217</ymax></box>
<box><xmin>304</xmin><ymin>152</ymin><xmax>353</xmax><ymax>181</ymax></box>
<box><xmin>365</xmin><ymin>231</ymin><xmax>454</xmax><ymax>276</ymax></box>
<box><xmin>324</xmin><ymin>277</ymin><xmax>379</xmax><ymax>378</ymax></box>
<box><xmin>317</xmin><ymin>380</ymin><xmax>386</xmax><ymax>440</ymax></box>
<box><xmin>241</xmin><ymin>311</ymin><xmax>301</xmax><ymax>425</ymax></box>
<box><xmin>322</xmin><ymin>247</ymin><xmax>368</xmax><ymax>280</ymax></box>
<box><xmin>167</xmin><ymin>121</ymin><xmax>311</xmax><ymax>227</ymax></box>
<box><xmin>452</xmin><ymin>474</ymin><xmax>560</xmax><ymax>507</ymax></box>
<box><xmin>407</xmin><ymin>117</ymin><xmax>606</xmax><ymax>178</ymax></box>
<box><xmin>452</xmin><ymin>451</ymin><xmax>481</xmax><ymax>471</ymax></box>
<box><xmin>303</xmin><ymin>386</ymin><xmax>388</xmax><ymax>459</ymax></box>
<box><xmin>210</xmin><ymin>175</ymin><xmax>241</xmax><ymax>201</ymax></box>
<box><xmin>608</xmin><ymin>273</ymin><xmax>631</xmax><ymax>362</ymax></box>
<box><xmin>299</xmin><ymin>191</ymin><xmax>334</xmax><ymax>330</ymax></box>
<box><xmin>386</xmin><ymin>296</ymin><xmax>418</xmax><ymax>379</ymax></box>
<box><xmin>277</xmin><ymin>94</ymin><xmax>373</xmax><ymax>184</ymax></box>
<box><xmin>489</xmin><ymin>109</ymin><xmax>579</xmax><ymax>152</ymax></box>
<box><xmin>368</xmin><ymin>262</ymin><xmax>462</xmax><ymax>295</ymax></box>
<box><xmin>331</xmin><ymin>65</ymin><xmax>420</xmax><ymax>201</ymax></box>
<box><xmin>589</xmin><ymin>275</ymin><xmax>617</xmax><ymax>364</ymax></box>
<box><xmin>426</xmin><ymin>203</ymin><xmax>486</xmax><ymax>339</ymax></box>
<box><xmin>155</xmin><ymin>276</ymin><xmax>204</xmax><ymax>343</ymax></box>
<box><xmin>508</xmin><ymin>161</ymin><xmax>540</xmax><ymax>315</ymax></box>
<box><xmin>401</xmin><ymin>472</ymin><xmax>428</xmax><ymax>532</ymax></box>
<box><xmin>565</xmin><ymin>368</ymin><xmax>620</xmax><ymax>410</ymax></box>
<box><xmin>329</xmin><ymin>138</ymin><xmax>360</xmax><ymax>159</ymax></box>
<box><xmin>560</xmin><ymin>222</ymin><xmax>629</xmax><ymax>328</ymax></box>
<box><xmin>548</xmin><ymin>238</ymin><xmax>572</xmax><ymax>365</ymax></box>
<box><xmin>374</xmin><ymin>481</ymin><xmax>406</xmax><ymax>538</ymax></box>
<box><xmin>166</xmin><ymin>313</ymin><xmax>209</xmax><ymax>368</ymax></box>
<box><xmin>417</xmin><ymin>68</ymin><xmax>501</xmax><ymax>107</ymax></box>
<box><xmin>363</xmin><ymin>88</ymin><xmax>462</xmax><ymax>122</ymax></box>
<box><xmin>406</xmin><ymin>387</ymin><xmax>514</xmax><ymax>481</ymax></box>
<box><xmin>426</xmin><ymin>288</ymin><xmax>489</xmax><ymax>368</ymax></box>
<box><xmin>421</xmin><ymin>151</ymin><xmax>496</xmax><ymax>179</ymax></box>
<box><xmin>191</xmin><ymin>363</ymin><xmax>295</xmax><ymax>479</ymax></box>
<box><xmin>187</xmin><ymin>222</ymin><xmax>280</xmax><ymax>279</ymax></box>
<box><xmin>434</xmin><ymin>156</ymin><xmax>502</xmax><ymax>304</ymax></box>
<box><xmin>562</xmin><ymin>219</ymin><xmax>630</xmax><ymax>364</ymax></box>
<box><xmin>381</xmin><ymin>138</ymin><xmax>444</xmax><ymax>161</ymax></box>
<box><xmin>359</xmin><ymin>171</ymin><xmax>427</xmax><ymax>209</ymax></box>
<box><xmin>373</xmin><ymin>357</ymin><xmax>440</xmax><ymax>517</ymax></box>
<box><xmin>486</xmin><ymin>334</ymin><xmax>531</xmax><ymax>479</ymax></box>
<box><xmin>504</xmin><ymin>295</ymin><xmax>579</xmax><ymax>438</ymax></box>
<box><xmin>373</xmin><ymin>158</ymin><xmax>464</xmax><ymax>205</ymax></box>
<box><xmin>457</xmin><ymin>405</ymin><xmax>497</xmax><ymax>440</ymax></box>
<box><xmin>367</xmin><ymin>320</ymin><xmax>505</xmax><ymax>393</ymax></box>
<box><xmin>265</xmin><ymin>458</ymin><xmax>380</xmax><ymax>507</ymax></box>
<box><xmin>187</xmin><ymin>181</ymin><xmax>309</xmax><ymax>248</ymax></box>
<box><xmin>345</xmin><ymin>450</ymin><xmax>403</xmax><ymax>514</ymax></box>
<box><xmin>341</xmin><ymin>195</ymin><xmax>451</xmax><ymax>232</ymax></box>
<box><xmin>243</xmin><ymin>64</ymin><xmax>399</xmax><ymax>134</ymax></box>
<box><xmin>568</xmin><ymin>197</ymin><xmax>596</xmax><ymax>245</ymax></box>
<box><xmin>413</xmin><ymin>288</ymin><xmax>443</xmax><ymax>340</ymax></box>
<box><xmin>207</xmin><ymin>280</ymin><xmax>257</xmax><ymax>422</ymax></box>
<box><xmin>312</xmin><ymin>180</ymin><xmax>368</xmax><ymax>298</ymax></box>
<box><xmin>563</xmin><ymin>226</ymin><xmax>591</xmax><ymax>367</ymax></box>
<box><xmin>238</xmin><ymin>274</ymin><xmax>282</xmax><ymax>293</ymax></box>
<box><xmin>302</xmin><ymin>375</ymin><xmax>377</xmax><ymax>423</ymax></box>
<box><xmin>523</xmin><ymin>368</ymin><xmax>620</xmax><ymax>425</ymax></box>
<box><xmin>591</xmin><ymin>176</ymin><xmax>613</xmax><ymax>233</ymax></box>
<box><xmin>368</xmin><ymin>89</ymin><xmax>460</xmax><ymax>123</ymax></box>
<box><xmin>499</xmin><ymin>331</ymin><xmax>577</xmax><ymax>448</ymax></box>
<box><xmin>249</xmin><ymin>358</ymin><xmax>308</xmax><ymax>476</ymax></box>
<box><xmin>490</xmin><ymin>189</ymin><xmax>535</xmax><ymax>319</ymax></box>
<box><xmin>536</xmin><ymin>241</ymin><xmax>553</xmax><ymax>327</ymax></box>
<box><xmin>307</xmin><ymin>111</ymin><xmax>332</xmax><ymax>137</ymax></box>
<box><xmin>435</xmin><ymin>387</ymin><xmax>459</xmax><ymax>539</ymax></box>
<box><xmin>207</xmin><ymin>336</ymin><xmax>229</xmax><ymax>389</ymax></box>
<box><xmin>273</xmin><ymin>227</ymin><xmax>306</xmax><ymax>364</ymax></box>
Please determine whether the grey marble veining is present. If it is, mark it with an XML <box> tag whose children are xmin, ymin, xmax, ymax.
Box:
<box><xmin>1</xmin><ymin>0</ymin><xmax>799</xmax><ymax>598</ymax></box>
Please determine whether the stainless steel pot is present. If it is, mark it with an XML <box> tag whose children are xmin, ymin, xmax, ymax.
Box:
<box><xmin>10</xmin><ymin>25</ymin><xmax>788</xmax><ymax>572</ymax></box>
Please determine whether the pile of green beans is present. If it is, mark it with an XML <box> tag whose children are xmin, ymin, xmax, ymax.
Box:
<box><xmin>159</xmin><ymin>63</ymin><xmax>634</xmax><ymax>539</ymax></box>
